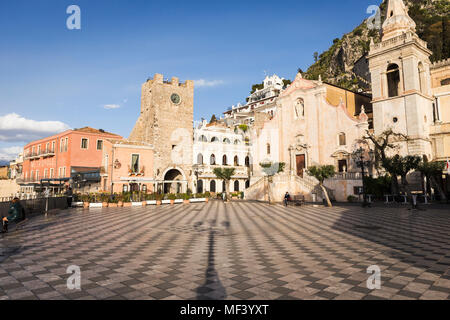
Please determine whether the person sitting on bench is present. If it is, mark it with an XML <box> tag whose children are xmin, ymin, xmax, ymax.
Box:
<box><xmin>284</xmin><ymin>192</ymin><xmax>291</xmax><ymax>207</ymax></box>
<box><xmin>2</xmin><ymin>198</ymin><xmax>26</xmax><ymax>233</ymax></box>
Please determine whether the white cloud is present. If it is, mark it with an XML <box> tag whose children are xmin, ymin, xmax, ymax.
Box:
<box><xmin>194</xmin><ymin>79</ymin><xmax>225</xmax><ymax>88</ymax></box>
<box><xmin>0</xmin><ymin>113</ymin><xmax>70</xmax><ymax>143</ymax></box>
<box><xmin>0</xmin><ymin>146</ymin><xmax>23</xmax><ymax>161</ymax></box>
<box><xmin>103</xmin><ymin>104</ymin><xmax>121</xmax><ymax>110</ymax></box>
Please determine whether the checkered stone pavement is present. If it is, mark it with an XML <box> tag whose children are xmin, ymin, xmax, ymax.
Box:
<box><xmin>0</xmin><ymin>201</ymin><xmax>449</xmax><ymax>300</ymax></box>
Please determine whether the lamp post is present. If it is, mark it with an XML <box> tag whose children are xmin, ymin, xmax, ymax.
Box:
<box><xmin>352</xmin><ymin>147</ymin><xmax>374</xmax><ymax>208</ymax></box>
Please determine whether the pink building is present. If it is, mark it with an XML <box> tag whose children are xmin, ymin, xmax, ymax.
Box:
<box><xmin>20</xmin><ymin>127</ymin><xmax>122</xmax><ymax>194</ymax></box>
<box><xmin>101</xmin><ymin>139</ymin><xmax>154</xmax><ymax>193</ymax></box>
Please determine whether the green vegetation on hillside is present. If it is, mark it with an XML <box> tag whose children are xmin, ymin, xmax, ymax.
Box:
<box><xmin>303</xmin><ymin>0</ymin><xmax>450</xmax><ymax>91</ymax></box>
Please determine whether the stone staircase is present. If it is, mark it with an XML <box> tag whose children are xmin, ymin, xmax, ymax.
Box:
<box><xmin>244</xmin><ymin>173</ymin><xmax>335</xmax><ymax>202</ymax></box>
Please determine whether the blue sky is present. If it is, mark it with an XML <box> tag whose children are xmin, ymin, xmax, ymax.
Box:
<box><xmin>0</xmin><ymin>0</ymin><xmax>381</xmax><ymax>160</ymax></box>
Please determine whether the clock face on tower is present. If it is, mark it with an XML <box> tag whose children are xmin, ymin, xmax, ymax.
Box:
<box><xmin>171</xmin><ymin>93</ymin><xmax>181</xmax><ymax>104</ymax></box>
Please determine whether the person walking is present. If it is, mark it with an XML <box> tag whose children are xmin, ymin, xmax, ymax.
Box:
<box><xmin>284</xmin><ymin>192</ymin><xmax>291</xmax><ymax>207</ymax></box>
<box><xmin>2</xmin><ymin>198</ymin><xmax>26</xmax><ymax>233</ymax></box>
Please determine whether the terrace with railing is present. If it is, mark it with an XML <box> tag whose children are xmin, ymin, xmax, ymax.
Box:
<box><xmin>24</xmin><ymin>148</ymin><xmax>56</xmax><ymax>160</ymax></box>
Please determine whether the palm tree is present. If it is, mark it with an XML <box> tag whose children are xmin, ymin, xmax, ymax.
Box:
<box><xmin>213</xmin><ymin>168</ymin><xmax>235</xmax><ymax>202</ymax></box>
<box><xmin>306</xmin><ymin>165</ymin><xmax>335</xmax><ymax>207</ymax></box>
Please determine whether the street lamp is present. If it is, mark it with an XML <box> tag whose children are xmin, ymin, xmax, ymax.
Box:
<box><xmin>352</xmin><ymin>147</ymin><xmax>374</xmax><ymax>207</ymax></box>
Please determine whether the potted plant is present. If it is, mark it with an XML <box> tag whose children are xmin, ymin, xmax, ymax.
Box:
<box><xmin>108</xmin><ymin>194</ymin><xmax>118</xmax><ymax>207</ymax></box>
<box><xmin>183</xmin><ymin>193</ymin><xmax>190</xmax><ymax>204</ymax></box>
<box><xmin>100</xmin><ymin>193</ymin><xmax>109</xmax><ymax>207</ymax></box>
<box><xmin>155</xmin><ymin>193</ymin><xmax>163</xmax><ymax>206</ymax></box>
<box><xmin>116</xmin><ymin>193</ymin><xmax>124</xmax><ymax>207</ymax></box>
<box><xmin>122</xmin><ymin>192</ymin><xmax>132</xmax><ymax>207</ymax></box>
<box><xmin>81</xmin><ymin>194</ymin><xmax>90</xmax><ymax>208</ymax></box>
<box><xmin>204</xmin><ymin>192</ymin><xmax>211</xmax><ymax>203</ymax></box>
<box><xmin>168</xmin><ymin>193</ymin><xmax>176</xmax><ymax>205</ymax></box>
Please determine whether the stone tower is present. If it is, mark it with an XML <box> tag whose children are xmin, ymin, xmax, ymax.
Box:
<box><xmin>368</xmin><ymin>0</ymin><xmax>434</xmax><ymax>159</ymax></box>
<box><xmin>129</xmin><ymin>74</ymin><xmax>194</xmax><ymax>193</ymax></box>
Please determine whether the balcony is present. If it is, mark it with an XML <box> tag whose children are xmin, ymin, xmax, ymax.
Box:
<box><xmin>330</xmin><ymin>172</ymin><xmax>363</xmax><ymax>180</ymax></box>
<box><xmin>195</xmin><ymin>164</ymin><xmax>250</xmax><ymax>179</ymax></box>
<box><xmin>24</xmin><ymin>149</ymin><xmax>56</xmax><ymax>160</ymax></box>
<box><xmin>41</xmin><ymin>149</ymin><xmax>56</xmax><ymax>158</ymax></box>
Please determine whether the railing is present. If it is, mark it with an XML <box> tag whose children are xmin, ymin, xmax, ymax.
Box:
<box><xmin>331</xmin><ymin>172</ymin><xmax>363</xmax><ymax>180</ymax></box>
<box><xmin>24</xmin><ymin>149</ymin><xmax>56</xmax><ymax>160</ymax></box>
<box><xmin>0</xmin><ymin>196</ymin><xmax>68</xmax><ymax>218</ymax></box>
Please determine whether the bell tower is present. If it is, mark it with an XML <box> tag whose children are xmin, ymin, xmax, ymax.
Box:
<box><xmin>368</xmin><ymin>0</ymin><xmax>434</xmax><ymax>159</ymax></box>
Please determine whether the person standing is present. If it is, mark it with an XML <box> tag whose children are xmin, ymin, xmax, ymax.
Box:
<box><xmin>65</xmin><ymin>187</ymin><xmax>73</xmax><ymax>208</ymax></box>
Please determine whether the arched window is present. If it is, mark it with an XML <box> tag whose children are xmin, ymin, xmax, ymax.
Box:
<box><xmin>210</xmin><ymin>180</ymin><xmax>216</xmax><ymax>192</ymax></box>
<box><xmin>234</xmin><ymin>156</ymin><xmax>239</xmax><ymax>166</ymax></box>
<box><xmin>245</xmin><ymin>156</ymin><xmax>250</xmax><ymax>167</ymax></box>
<box><xmin>222</xmin><ymin>155</ymin><xmax>227</xmax><ymax>165</ymax></box>
<box><xmin>210</xmin><ymin>154</ymin><xmax>216</xmax><ymax>165</ymax></box>
<box><xmin>245</xmin><ymin>180</ymin><xmax>250</xmax><ymax>189</ymax></box>
<box><xmin>387</xmin><ymin>64</ymin><xmax>401</xmax><ymax>97</ymax></box>
<box><xmin>234</xmin><ymin>180</ymin><xmax>240</xmax><ymax>192</ymax></box>
<box><xmin>199</xmin><ymin>135</ymin><xmax>207</xmax><ymax>142</ymax></box>
<box><xmin>338</xmin><ymin>133</ymin><xmax>346</xmax><ymax>146</ymax></box>
<box><xmin>211</xmin><ymin>137</ymin><xmax>219</xmax><ymax>143</ymax></box>
<box><xmin>197</xmin><ymin>153</ymin><xmax>203</xmax><ymax>165</ymax></box>
<box><xmin>197</xmin><ymin>180</ymin><xmax>203</xmax><ymax>193</ymax></box>
<box><xmin>222</xmin><ymin>180</ymin><xmax>226</xmax><ymax>192</ymax></box>
<box><xmin>267</xmin><ymin>143</ymin><xmax>271</xmax><ymax>155</ymax></box>
<box><xmin>223</xmin><ymin>138</ymin><xmax>231</xmax><ymax>144</ymax></box>
<box><xmin>234</xmin><ymin>140</ymin><xmax>240</xmax><ymax>145</ymax></box>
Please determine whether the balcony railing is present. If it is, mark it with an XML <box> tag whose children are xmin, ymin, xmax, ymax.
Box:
<box><xmin>330</xmin><ymin>172</ymin><xmax>363</xmax><ymax>180</ymax></box>
<box><xmin>24</xmin><ymin>149</ymin><xmax>56</xmax><ymax>160</ymax></box>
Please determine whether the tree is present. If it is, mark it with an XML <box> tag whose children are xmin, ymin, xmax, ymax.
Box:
<box><xmin>297</xmin><ymin>68</ymin><xmax>304</xmax><ymax>75</ymax></box>
<box><xmin>238</xmin><ymin>124</ymin><xmax>248</xmax><ymax>133</ymax></box>
<box><xmin>363</xmin><ymin>129</ymin><xmax>408</xmax><ymax>194</ymax></box>
<box><xmin>209</xmin><ymin>114</ymin><xmax>217</xmax><ymax>123</ymax></box>
<box><xmin>306</xmin><ymin>165</ymin><xmax>335</xmax><ymax>207</ymax></box>
<box><xmin>417</xmin><ymin>160</ymin><xmax>447</xmax><ymax>201</ymax></box>
<box><xmin>282</xmin><ymin>79</ymin><xmax>292</xmax><ymax>88</ymax></box>
<box><xmin>314</xmin><ymin>52</ymin><xmax>319</xmax><ymax>62</ymax></box>
<box><xmin>213</xmin><ymin>168</ymin><xmax>235</xmax><ymax>202</ymax></box>
<box><xmin>250</xmin><ymin>83</ymin><xmax>264</xmax><ymax>94</ymax></box>
<box><xmin>382</xmin><ymin>155</ymin><xmax>421</xmax><ymax>200</ymax></box>
<box><xmin>259</xmin><ymin>162</ymin><xmax>285</xmax><ymax>204</ymax></box>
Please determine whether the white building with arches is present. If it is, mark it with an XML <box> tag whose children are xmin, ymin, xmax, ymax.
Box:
<box><xmin>192</xmin><ymin>120</ymin><xmax>252</xmax><ymax>194</ymax></box>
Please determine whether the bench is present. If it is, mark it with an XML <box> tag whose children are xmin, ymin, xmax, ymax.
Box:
<box><xmin>287</xmin><ymin>195</ymin><xmax>305</xmax><ymax>206</ymax></box>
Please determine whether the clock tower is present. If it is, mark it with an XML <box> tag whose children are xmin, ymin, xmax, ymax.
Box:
<box><xmin>129</xmin><ymin>74</ymin><xmax>194</xmax><ymax>192</ymax></box>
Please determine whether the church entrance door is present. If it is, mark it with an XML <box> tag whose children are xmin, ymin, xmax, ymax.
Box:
<box><xmin>296</xmin><ymin>154</ymin><xmax>306</xmax><ymax>178</ymax></box>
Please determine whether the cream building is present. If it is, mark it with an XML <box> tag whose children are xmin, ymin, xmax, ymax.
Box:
<box><xmin>223</xmin><ymin>74</ymin><xmax>287</xmax><ymax>124</ymax></box>
<box><xmin>430</xmin><ymin>59</ymin><xmax>450</xmax><ymax>162</ymax></box>
<box><xmin>193</xmin><ymin>120</ymin><xmax>251</xmax><ymax>194</ymax></box>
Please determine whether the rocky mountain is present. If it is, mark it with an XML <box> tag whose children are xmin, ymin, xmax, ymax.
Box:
<box><xmin>304</xmin><ymin>0</ymin><xmax>450</xmax><ymax>92</ymax></box>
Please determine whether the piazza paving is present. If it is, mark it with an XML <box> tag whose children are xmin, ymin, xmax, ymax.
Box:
<box><xmin>0</xmin><ymin>201</ymin><xmax>449</xmax><ymax>300</ymax></box>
